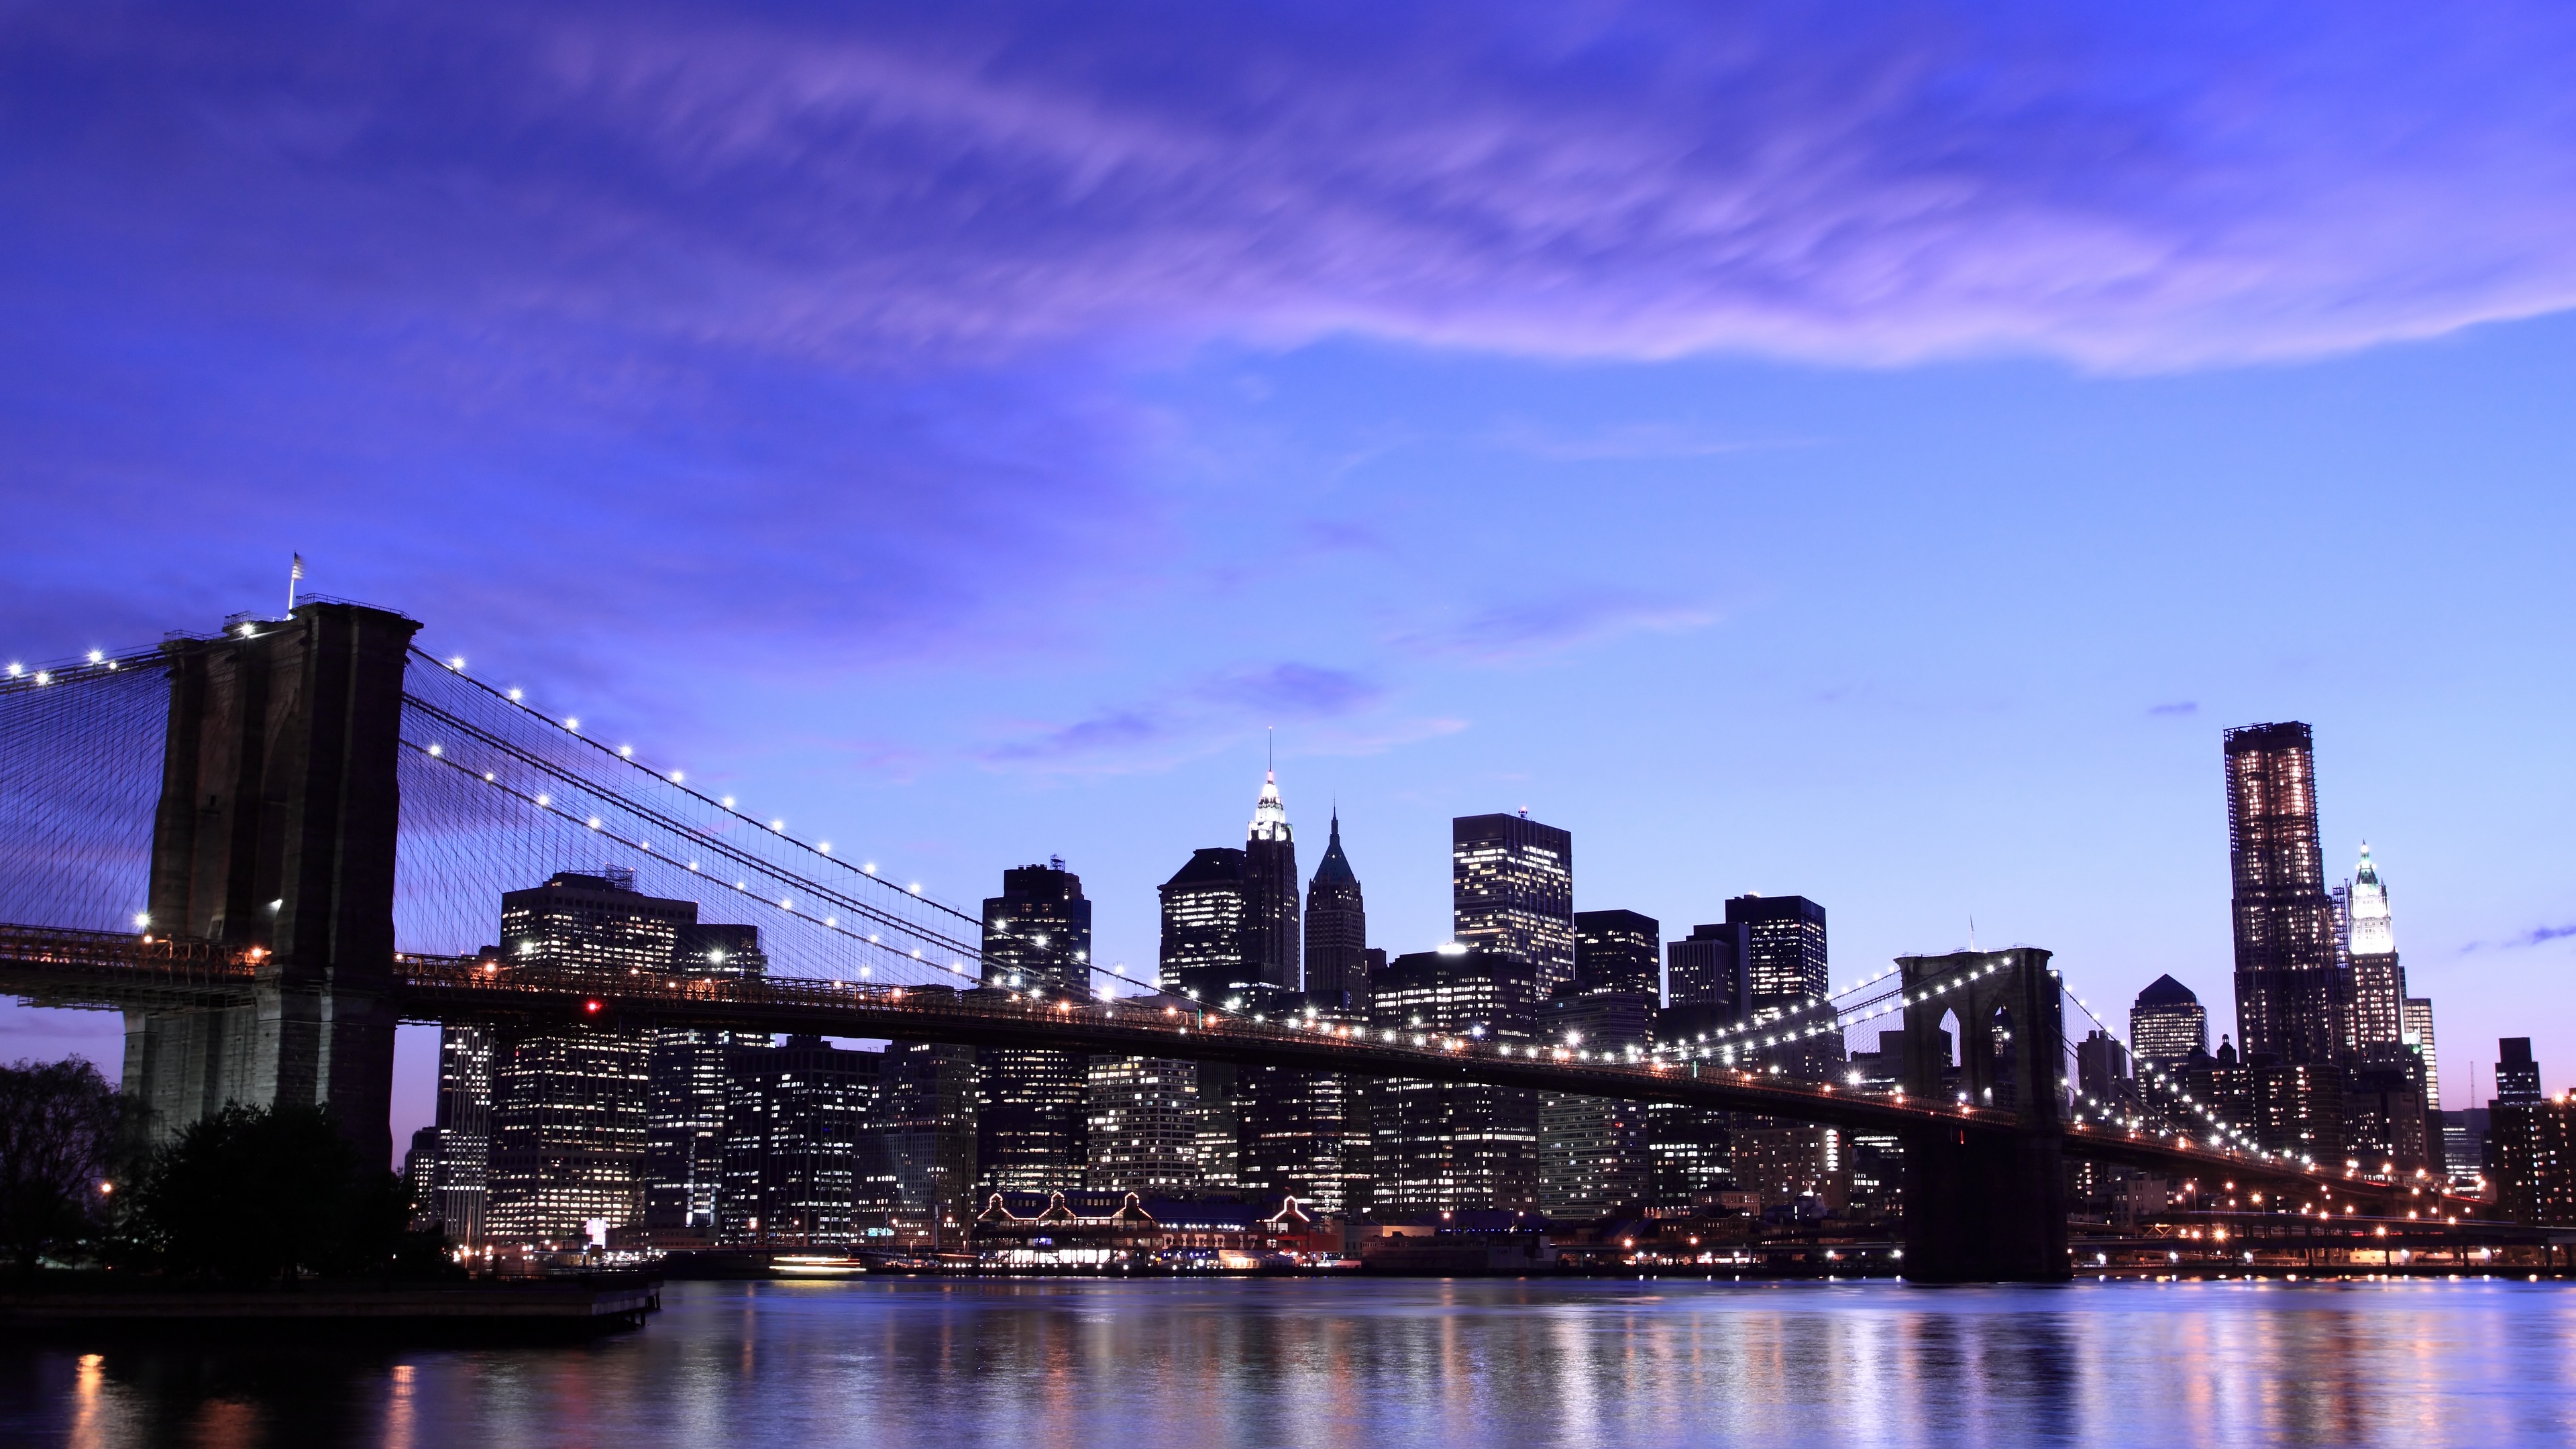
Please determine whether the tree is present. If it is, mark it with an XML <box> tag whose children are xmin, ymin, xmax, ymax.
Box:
<box><xmin>128</xmin><ymin>1102</ymin><xmax>415</xmax><ymax>1283</ymax></box>
<box><xmin>0</xmin><ymin>1057</ymin><xmax>122</xmax><ymax>1280</ymax></box>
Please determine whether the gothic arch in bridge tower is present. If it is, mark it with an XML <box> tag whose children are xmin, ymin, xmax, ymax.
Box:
<box><xmin>1892</xmin><ymin>946</ymin><xmax>2070</xmax><ymax>1283</ymax></box>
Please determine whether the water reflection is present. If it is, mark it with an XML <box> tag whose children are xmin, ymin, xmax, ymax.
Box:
<box><xmin>4</xmin><ymin>1279</ymin><xmax>2571</xmax><ymax>1448</ymax></box>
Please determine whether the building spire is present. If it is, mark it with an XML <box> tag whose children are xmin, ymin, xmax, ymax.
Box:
<box><xmin>1249</xmin><ymin>741</ymin><xmax>1289</xmax><ymax>841</ymax></box>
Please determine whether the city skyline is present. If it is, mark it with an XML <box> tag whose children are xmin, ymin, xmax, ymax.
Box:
<box><xmin>3</xmin><ymin>5</ymin><xmax>2572</xmax><ymax>1148</ymax></box>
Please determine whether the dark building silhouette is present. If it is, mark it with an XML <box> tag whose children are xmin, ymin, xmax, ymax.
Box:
<box><xmin>1159</xmin><ymin>847</ymin><xmax>1250</xmax><ymax>1002</ymax></box>
<box><xmin>872</xmin><ymin>1021</ymin><xmax>979</xmax><ymax>1247</ymax></box>
<box><xmin>645</xmin><ymin>920</ymin><xmax>767</xmax><ymax>1236</ymax></box>
<box><xmin>2223</xmin><ymin>722</ymin><xmax>2348</xmax><ymax>1070</ymax></box>
<box><xmin>1664</xmin><ymin>920</ymin><xmax>1752</xmax><ymax>1034</ymax></box>
<box><xmin>1303</xmin><ymin>810</ymin><xmax>1368</xmax><ymax>1008</ymax></box>
<box><xmin>2128</xmin><ymin>974</ymin><xmax>2209</xmax><ymax>1071</ymax></box>
<box><xmin>1452</xmin><ymin>812</ymin><xmax>1574</xmax><ymax>1008</ymax></box>
<box><xmin>977</xmin><ymin>861</ymin><xmax>1093</xmax><ymax>1192</ymax></box>
<box><xmin>1574</xmin><ymin>910</ymin><xmax>1660</xmax><ymax>997</ymax></box>
<box><xmin>1244</xmin><ymin>769</ymin><xmax>1302</xmax><ymax>991</ymax></box>
<box><xmin>2489</xmin><ymin>1040</ymin><xmax>2570</xmax><ymax>1226</ymax></box>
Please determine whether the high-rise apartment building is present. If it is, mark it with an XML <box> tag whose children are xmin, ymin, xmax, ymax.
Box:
<box><xmin>2497</xmin><ymin>1038</ymin><xmax>2543</xmax><ymax>1106</ymax></box>
<box><xmin>2129</xmin><ymin>975</ymin><xmax>2209</xmax><ymax>1070</ymax></box>
<box><xmin>2223</xmin><ymin>722</ymin><xmax>2347</xmax><ymax>1069</ymax></box>
<box><xmin>1573</xmin><ymin>910</ymin><xmax>1660</xmax><ymax>997</ymax></box>
<box><xmin>977</xmin><ymin>861</ymin><xmax>1093</xmax><ymax>1191</ymax></box>
<box><xmin>2405</xmin><ymin>998</ymin><xmax>2439</xmax><ymax>1105</ymax></box>
<box><xmin>1452</xmin><ymin>812</ymin><xmax>1574</xmax><ymax>1007</ymax></box>
<box><xmin>2489</xmin><ymin>1040</ymin><xmax>2571</xmax><ymax>1226</ymax></box>
<box><xmin>1303</xmin><ymin>811</ymin><xmax>1368</xmax><ymax>1008</ymax></box>
<box><xmin>1244</xmin><ymin>769</ymin><xmax>1301</xmax><ymax>990</ymax></box>
<box><xmin>1727</xmin><ymin>894</ymin><xmax>1828</xmax><ymax>1017</ymax></box>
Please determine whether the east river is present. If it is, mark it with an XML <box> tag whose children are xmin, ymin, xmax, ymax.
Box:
<box><xmin>7</xmin><ymin>1277</ymin><xmax>2573</xmax><ymax>1447</ymax></box>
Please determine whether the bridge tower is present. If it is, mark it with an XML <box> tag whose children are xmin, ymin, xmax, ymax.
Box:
<box><xmin>124</xmin><ymin>601</ymin><xmax>420</xmax><ymax>1168</ymax></box>
<box><xmin>1894</xmin><ymin>946</ymin><xmax>2070</xmax><ymax>1282</ymax></box>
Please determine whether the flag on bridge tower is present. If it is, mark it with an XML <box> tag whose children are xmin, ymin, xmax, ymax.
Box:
<box><xmin>288</xmin><ymin>553</ymin><xmax>304</xmax><ymax>612</ymax></box>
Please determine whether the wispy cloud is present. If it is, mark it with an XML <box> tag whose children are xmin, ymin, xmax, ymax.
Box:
<box><xmin>977</xmin><ymin>661</ymin><xmax>1383</xmax><ymax>771</ymax></box>
<box><xmin>2149</xmin><ymin>701</ymin><xmax>2199</xmax><ymax>716</ymax></box>
<box><xmin>1395</xmin><ymin>592</ymin><xmax>1718</xmax><ymax>665</ymax></box>
<box><xmin>2456</xmin><ymin>922</ymin><xmax>2576</xmax><ymax>953</ymax></box>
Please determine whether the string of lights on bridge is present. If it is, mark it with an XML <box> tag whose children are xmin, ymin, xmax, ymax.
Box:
<box><xmin>405</xmin><ymin>647</ymin><xmax>1130</xmax><ymax>996</ymax></box>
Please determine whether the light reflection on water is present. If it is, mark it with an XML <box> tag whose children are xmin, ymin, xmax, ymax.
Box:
<box><xmin>5</xmin><ymin>1277</ymin><xmax>2573</xmax><ymax>1448</ymax></box>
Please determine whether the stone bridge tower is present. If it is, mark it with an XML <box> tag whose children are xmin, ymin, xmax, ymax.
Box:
<box><xmin>1894</xmin><ymin>946</ymin><xmax>2070</xmax><ymax>1281</ymax></box>
<box><xmin>125</xmin><ymin>601</ymin><xmax>419</xmax><ymax>1169</ymax></box>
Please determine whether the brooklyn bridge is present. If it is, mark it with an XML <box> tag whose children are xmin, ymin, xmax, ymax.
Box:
<box><xmin>0</xmin><ymin>600</ymin><xmax>2489</xmax><ymax>1281</ymax></box>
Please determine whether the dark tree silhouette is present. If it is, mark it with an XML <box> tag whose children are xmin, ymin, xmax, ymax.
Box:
<box><xmin>129</xmin><ymin>1102</ymin><xmax>414</xmax><ymax>1283</ymax></box>
<box><xmin>0</xmin><ymin>1057</ymin><xmax>121</xmax><ymax>1281</ymax></box>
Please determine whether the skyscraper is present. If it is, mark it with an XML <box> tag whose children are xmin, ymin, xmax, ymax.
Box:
<box><xmin>1573</xmin><ymin>910</ymin><xmax>1660</xmax><ymax>996</ymax></box>
<box><xmin>645</xmin><ymin>920</ymin><xmax>766</xmax><ymax>1236</ymax></box>
<box><xmin>1158</xmin><ymin>847</ymin><xmax>1250</xmax><ymax>1002</ymax></box>
<box><xmin>486</xmin><ymin>869</ymin><xmax>715</xmax><ymax>1244</ymax></box>
<box><xmin>1452</xmin><ymin>811</ymin><xmax>1574</xmax><ymax>1008</ymax></box>
<box><xmin>1244</xmin><ymin>768</ymin><xmax>1301</xmax><ymax>990</ymax></box>
<box><xmin>1534</xmin><ymin>987</ymin><xmax>1656</xmax><ymax>1220</ymax></box>
<box><xmin>1366</xmin><ymin>947</ymin><xmax>1540</xmax><ymax>1214</ymax></box>
<box><xmin>2496</xmin><ymin>1038</ymin><xmax>2543</xmax><ymax>1106</ymax></box>
<box><xmin>2404</xmin><ymin>998</ymin><xmax>2440</xmax><ymax>1105</ymax></box>
<box><xmin>1726</xmin><ymin>894</ymin><xmax>1833</xmax><ymax>1078</ymax></box>
<box><xmin>427</xmin><ymin>1024</ymin><xmax>492</xmax><ymax>1244</ymax></box>
<box><xmin>720</xmin><ymin>1035</ymin><xmax>876</xmax><ymax>1248</ymax></box>
<box><xmin>2129</xmin><ymin>975</ymin><xmax>2209</xmax><ymax>1070</ymax></box>
<box><xmin>1303</xmin><ymin>810</ymin><xmax>1368</xmax><ymax>1008</ymax></box>
<box><xmin>977</xmin><ymin>861</ymin><xmax>1093</xmax><ymax>1191</ymax></box>
<box><xmin>2346</xmin><ymin>843</ymin><xmax>2407</xmax><ymax>1055</ymax></box>
<box><xmin>1085</xmin><ymin>1051</ymin><xmax>1201</xmax><ymax>1195</ymax></box>
<box><xmin>2223</xmin><ymin>722</ymin><xmax>2347</xmax><ymax>1067</ymax></box>
<box><xmin>871</xmin><ymin>1024</ymin><xmax>978</xmax><ymax>1247</ymax></box>
<box><xmin>1664</xmin><ymin>920</ymin><xmax>1752</xmax><ymax>1034</ymax></box>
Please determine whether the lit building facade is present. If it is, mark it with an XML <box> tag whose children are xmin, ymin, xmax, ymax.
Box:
<box><xmin>977</xmin><ymin>861</ymin><xmax>1094</xmax><ymax>1191</ymax></box>
<box><xmin>2223</xmin><ymin>722</ymin><xmax>2348</xmax><ymax>1073</ymax></box>
<box><xmin>872</xmin><ymin>1019</ymin><xmax>979</xmax><ymax>1246</ymax></box>
<box><xmin>1244</xmin><ymin>770</ymin><xmax>1301</xmax><ymax>991</ymax></box>
<box><xmin>1534</xmin><ymin>986</ymin><xmax>1656</xmax><ymax>1220</ymax></box>
<box><xmin>1452</xmin><ymin>812</ymin><xmax>1574</xmax><ymax>1006</ymax></box>
<box><xmin>1366</xmin><ymin>947</ymin><xmax>1540</xmax><ymax>1215</ymax></box>
<box><xmin>2346</xmin><ymin>843</ymin><xmax>2408</xmax><ymax>1056</ymax></box>
<box><xmin>1158</xmin><ymin>847</ymin><xmax>1250</xmax><ymax>1003</ymax></box>
<box><xmin>720</xmin><ymin>1035</ymin><xmax>877</xmax><ymax>1248</ymax></box>
<box><xmin>1085</xmin><ymin>1050</ymin><xmax>1201</xmax><ymax>1195</ymax></box>
<box><xmin>2129</xmin><ymin>975</ymin><xmax>2210</xmax><ymax>1071</ymax></box>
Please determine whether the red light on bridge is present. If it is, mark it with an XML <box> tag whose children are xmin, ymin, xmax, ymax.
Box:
<box><xmin>584</xmin><ymin>999</ymin><xmax>602</xmax><ymax>1014</ymax></box>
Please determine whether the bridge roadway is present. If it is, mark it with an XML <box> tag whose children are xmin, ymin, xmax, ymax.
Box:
<box><xmin>1</xmin><ymin>922</ymin><xmax>2480</xmax><ymax>1220</ymax></box>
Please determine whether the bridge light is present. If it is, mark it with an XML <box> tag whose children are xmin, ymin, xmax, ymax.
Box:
<box><xmin>619</xmin><ymin>745</ymin><xmax>633</xmax><ymax>757</ymax></box>
<box><xmin>564</xmin><ymin>718</ymin><xmax>578</xmax><ymax>731</ymax></box>
<box><xmin>722</xmin><ymin>796</ymin><xmax>735</xmax><ymax>808</ymax></box>
<box><xmin>770</xmin><ymin>820</ymin><xmax>784</xmax><ymax>832</ymax></box>
<box><xmin>584</xmin><ymin>999</ymin><xmax>602</xmax><ymax>1013</ymax></box>
<box><xmin>133</xmin><ymin>913</ymin><xmax>149</xmax><ymax>928</ymax></box>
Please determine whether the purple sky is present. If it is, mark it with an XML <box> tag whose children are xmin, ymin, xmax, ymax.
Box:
<box><xmin>7</xmin><ymin>3</ymin><xmax>2576</xmax><ymax>1154</ymax></box>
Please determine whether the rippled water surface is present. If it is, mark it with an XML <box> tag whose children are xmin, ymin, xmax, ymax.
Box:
<box><xmin>7</xmin><ymin>1277</ymin><xmax>2573</xmax><ymax>1447</ymax></box>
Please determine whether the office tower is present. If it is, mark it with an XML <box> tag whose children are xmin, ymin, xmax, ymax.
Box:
<box><xmin>1365</xmin><ymin>947</ymin><xmax>1540</xmax><ymax>1214</ymax></box>
<box><xmin>1159</xmin><ymin>847</ymin><xmax>1251</xmax><ymax>1002</ymax></box>
<box><xmin>977</xmin><ymin>861</ymin><xmax>1094</xmax><ymax>1191</ymax></box>
<box><xmin>1534</xmin><ymin>987</ymin><xmax>1656</xmax><ymax>1220</ymax></box>
<box><xmin>2489</xmin><ymin>1040</ymin><xmax>2571</xmax><ymax>1226</ymax></box>
<box><xmin>1725</xmin><ymin>894</ymin><xmax>1833</xmax><ymax>1078</ymax></box>
<box><xmin>1239</xmin><ymin>1050</ymin><xmax>1366</xmax><ymax>1217</ymax></box>
<box><xmin>2344</xmin><ymin>1056</ymin><xmax>2433</xmax><ymax>1173</ymax></box>
<box><xmin>1662</xmin><ymin>920</ymin><xmax>1752</xmax><ymax>1055</ymax></box>
<box><xmin>2404</xmin><ymin>998</ymin><xmax>2439</xmax><ymax>1104</ymax></box>
<box><xmin>428</xmin><ymin>1024</ymin><xmax>492</xmax><ymax>1244</ymax></box>
<box><xmin>2076</xmin><ymin>1030</ymin><xmax>2133</xmax><ymax>1114</ymax></box>
<box><xmin>403</xmin><ymin>1127</ymin><xmax>441</xmax><ymax>1231</ymax></box>
<box><xmin>873</xmin><ymin>1023</ymin><xmax>979</xmax><ymax>1247</ymax></box>
<box><xmin>645</xmin><ymin>921</ymin><xmax>766</xmax><ymax>1235</ymax></box>
<box><xmin>487</xmin><ymin>869</ymin><xmax>713</xmax><ymax>1243</ymax></box>
<box><xmin>719</xmin><ymin>1036</ymin><xmax>876</xmax><ymax>1248</ymax></box>
<box><xmin>1452</xmin><ymin>812</ymin><xmax>1575</xmax><ymax>1007</ymax></box>
<box><xmin>2346</xmin><ymin>844</ymin><xmax>2407</xmax><ymax>1055</ymax></box>
<box><xmin>1244</xmin><ymin>769</ymin><xmax>1302</xmax><ymax>990</ymax></box>
<box><xmin>1085</xmin><ymin>1053</ymin><xmax>1200</xmax><ymax>1195</ymax></box>
<box><xmin>2222</xmin><ymin>722</ymin><xmax>2347</xmax><ymax>1069</ymax></box>
<box><xmin>1574</xmin><ymin>910</ymin><xmax>1660</xmax><ymax>996</ymax></box>
<box><xmin>1303</xmin><ymin>810</ymin><xmax>1368</xmax><ymax>1008</ymax></box>
<box><xmin>2129</xmin><ymin>975</ymin><xmax>2209</xmax><ymax>1070</ymax></box>
<box><xmin>2496</xmin><ymin>1038</ymin><xmax>2542</xmax><ymax>1106</ymax></box>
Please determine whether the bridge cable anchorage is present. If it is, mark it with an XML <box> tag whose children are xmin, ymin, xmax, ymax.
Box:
<box><xmin>396</xmin><ymin>648</ymin><xmax>1117</xmax><ymax>995</ymax></box>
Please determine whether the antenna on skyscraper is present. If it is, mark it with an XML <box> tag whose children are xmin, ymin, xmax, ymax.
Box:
<box><xmin>1267</xmin><ymin>726</ymin><xmax>1275</xmax><ymax>777</ymax></box>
